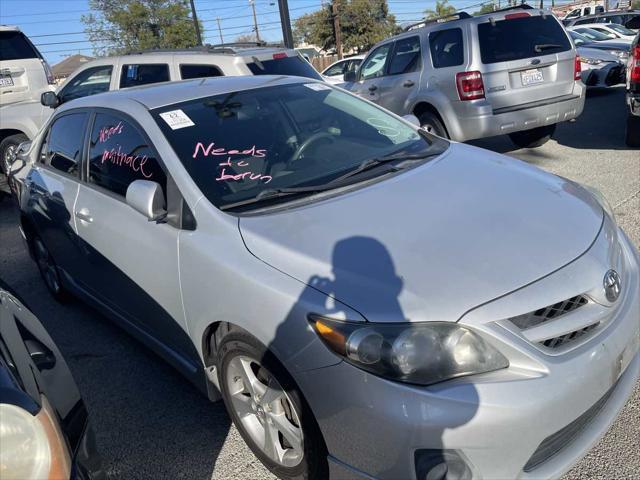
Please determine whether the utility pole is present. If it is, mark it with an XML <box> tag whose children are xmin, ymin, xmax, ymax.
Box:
<box><xmin>278</xmin><ymin>0</ymin><xmax>295</xmax><ymax>49</ymax></box>
<box><xmin>189</xmin><ymin>0</ymin><xmax>202</xmax><ymax>46</ymax></box>
<box><xmin>249</xmin><ymin>0</ymin><xmax>261</xmax><ymax>43</ymax></box>
<box><xmin>216</xmin><ymin>17</ymin><xmax>224</xmax><ymax>44</ymax></box>
<box><xmin>332</xmin><ymin>0</ymin><xmax>343</xmax><ymax>60</ymax></box>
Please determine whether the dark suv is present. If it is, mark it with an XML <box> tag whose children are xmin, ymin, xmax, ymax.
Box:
<box><xmin>564</xmin><ymin>9</ymin><xmax>640</xmax><ymax>29</ymax></box>
<box><xmin>626</xmin><ymin>23</ymin><xmax>640</xmax><ymax>147</ymax></box>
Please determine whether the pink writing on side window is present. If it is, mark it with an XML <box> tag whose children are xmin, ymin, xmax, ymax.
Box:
<box><xmin>101</xmin><ymin>145</ymin><xmax>153</xmax><ymax>179</ymax></box>
<box><xmin>192</xmin><ymin>142</ymin><xmax>267</xmax><ymax>159</ymax></box>
<box><xmin>98</xmin><ymin>122</ymin><xmax>124</xmax><ymax>143</ymax></box>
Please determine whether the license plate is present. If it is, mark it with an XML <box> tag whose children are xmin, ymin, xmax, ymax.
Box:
<box><xmin>0</xmin><ymin>75</ymin><xmax>14</xmax><ymax>87</ymax></box>
<box><xmin>521</xmin><ymin>68</ymin><xmax>544</xmax><ymax>86</ymax></box>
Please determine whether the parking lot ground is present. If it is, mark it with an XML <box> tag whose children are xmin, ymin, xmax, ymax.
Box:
<box><xmin>0</xmin><ymin>87</ymin><xmax>638</xmax><ymax>480</ymax></box>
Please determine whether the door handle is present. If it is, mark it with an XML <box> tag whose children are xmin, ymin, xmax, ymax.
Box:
<box><xmin>75</xmin><ymin>210</ymin><xmax>93</xmax><ymax>223</ymax></box>
<box><xmin>403</xmin><ymin>80</ymin><xmax>415</xmax><ymax>87</ymax></box>
<box><xmin>368</xmin><ymin>84</ymin><xmax>378</xmax><ymax>92</ymax></box>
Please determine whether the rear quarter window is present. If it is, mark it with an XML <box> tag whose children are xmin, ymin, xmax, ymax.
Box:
<box><xmin>246</xmin><ymin>55</ymin><xmax>322</xmax><ymax>80</ymax></box>
<box><xmin>478</xmin><ymin>15</ymin><xmax>571</xmax><ymax>64</ymax></box>
<box><xmin>429</xmin><ymin>28</ymin><xmax>464</xmax><ymax>68</ymax></box>
<box><xmin>0</xmin><ymin>31</ymin><xmax>40</xmax><ymax>61</ymax></box>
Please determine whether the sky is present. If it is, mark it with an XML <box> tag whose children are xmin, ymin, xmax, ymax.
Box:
<box><xmin>0</xmin><ymin>0</ymin><xmax>572</xmax><ymax>65</ymax></box>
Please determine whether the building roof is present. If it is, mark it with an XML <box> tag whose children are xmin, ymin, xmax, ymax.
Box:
<box><xmin>52</xmin><ymin>54</ymin><xmax>95</xmax><ymax>78</ymax></box>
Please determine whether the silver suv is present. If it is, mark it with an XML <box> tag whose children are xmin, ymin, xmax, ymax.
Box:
<box><xmin>0</xmin><ymin>44</ymin><xmax>321</xmax><ymax>174</ymax></box>
<box><xmin>345</xmin><ymin>5</ymin><xmax>586</xmax><ymax>148</ymax></box>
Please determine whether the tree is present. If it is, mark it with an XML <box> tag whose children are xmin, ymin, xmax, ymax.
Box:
<box><xmin>235</xmin><ymin>34</ymin><xmax>257</xmax><ymax>43</ymax></box>
<box><xmin>424</xmin><ymin>0</ymin><xmax>457</xmax><ymax>19</ymax></box>
<box><xmin>82</xmin><ymin>0</ymin><xmax>201</xmax><ymax>55</ymax></box>
<box><xmin>474</xmin><ymin>3</ymin><xmax>496</xmax><ymax>15</ymax></box>
<box><xmin>293</xmin><ymin>0</ymin><xmax>397</xmax><ymax>53</ymax></box>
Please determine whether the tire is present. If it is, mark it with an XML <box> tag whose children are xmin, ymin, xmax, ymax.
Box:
<box><xmin>0</xmin><ymin>133</ymin><xmax>28</xmax><ymax>175</ymax></box>
<box><xmin>418</xmin><ymin>111</ymin><xmax>449</xmax><ymax>139</ymax></box>
<box><xmin>32</xmin><ymin>235</ymin><xmax>70</xmax><ymax>302</ymax></box>
<box><xmin>625</xmin><ymin>114</ymin><xmax>640</xmax><ymax>147</ymax></box>
<box><xmin>508</xmin><ymin>124</ymin><xmax>556</xmax><ymax>148</ymax></box>
<box><xmin>217</xmin><ymin>330</ymin><xmax>328</xmax><ymax>480</ymax></box>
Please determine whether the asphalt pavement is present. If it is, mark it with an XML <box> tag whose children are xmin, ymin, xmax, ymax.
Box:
<box><xmin>0</xmin><ymin>87</ymin><xmax>638</xmax><ymax>480</ymax></box>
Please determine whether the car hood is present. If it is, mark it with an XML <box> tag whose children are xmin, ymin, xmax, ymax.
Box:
<box><xmin>238</xmin><ymin>143</ymin><xmax>603</xmax><ymax>323</ymax></box>
<box><xmin>586</xmin><ymin>40</ymin><xmax>631</xmax><ymax>50</ymax></box>
<box><xmin>578</xmin><ymin>46</ymin><xmax>620</xmax><ymax>62</ymax></box>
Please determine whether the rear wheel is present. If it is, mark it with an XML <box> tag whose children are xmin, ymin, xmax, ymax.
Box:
<box><xmin>508</xmin><ymin>124</ymin><xmax>556</xmax><ymax>148</ymax></box>
<box><xmin>418</xmin><ymin>111</ymin><xmax>449</xmax><ymax>138</ymax></box>
<box><xmin>625</xmin><ymin>114</ymin><xmax>640</xmax><ymax>147</ymax></box>
<box><xmin>217</xmin><ymin>330</ymin><xmax>328</xmax><ymax>480</ymax></box>
<box><xmin>0</xmin><ymin>133</ymin><xmax>28</xmax><ymax>175</ymax></box>
<box><xmin>32</xmin><ymin>236</ymin><xmax>70</xmax><ymax>302</ymax></box>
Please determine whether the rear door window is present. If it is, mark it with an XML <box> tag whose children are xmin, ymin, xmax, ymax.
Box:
<box><xmin>120</xmin><ymin>64</ymin><xmax>170</xmax><ymax>88</ymax></box>
<box><xmin>388</xmin><ymin>36</ymin><xmax>421</xmax><ymax>75</ymax></box>
<box><xmin>245</xmin><ymin>55</ymin><xmax>322</xmax><ymax>80</ymax></box>
<box><xmin>88</xmin><ymin>112</ymin><xmax>166</xmax><ymax>197</ymax></box>
<box><xmin>0</xmin><ymin>31</ymin><xmax>40</xmax><ymax>61</ymax></box>
<box><xmin>429</xmin><ymin>28</ymin><xmax>464</xmax><ymax>68</ymax></box>
<box><xmin>39</xmin><ymin>113</ymin><xmax>88</xmax><ymax>176</ymax></box>
<box><xmin>478</xmin><ymin>15</ymin><xmax>571</xmax><ymax>64</ymax></box>
<box><xmin>180</xmin><ymin>64</ymin><xmax>223</xmax><ymax>79</ymax></box>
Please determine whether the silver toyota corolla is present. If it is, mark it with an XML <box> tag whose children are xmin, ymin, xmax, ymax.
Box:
<box><xmin>11</xmin><ymin>76</ymin><xmax>640</xmax><ymax>480</ymax></box>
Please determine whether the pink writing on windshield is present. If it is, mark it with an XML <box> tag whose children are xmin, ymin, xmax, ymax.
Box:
<box><xmin>216</xmin><ymin>168</ymin><xmax>272</xmax><ymax>184</ymax></box>
<box><xmin>101</xmin><ymin>145</ymin><xmax>153</xmax><ymax>179</ymax></box>
<box><xmin>98</xmin><ymin>122</ymin><xmax>124</xmax><ymax>143</ymax></box>
<box><xmin>192</xmin><ymin>142</ymin><xmax>266</xmax><ymax>159</ymax></box>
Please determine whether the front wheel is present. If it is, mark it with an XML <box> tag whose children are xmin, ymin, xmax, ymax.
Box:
<box><xmin>217</xmin><ymin>330</ymin><xmax>328</xmax><ymax>480</ymax></box>
<box><xmin>508</xmin><ymin>124</ymin><xmax>556</xmax><ymax>148</ymax></box>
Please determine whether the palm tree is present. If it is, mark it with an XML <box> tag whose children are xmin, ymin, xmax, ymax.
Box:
<box><xmin>424</xmin><ymin>0</ymin><xmax>457</xmax><ymax>19</ymax></box>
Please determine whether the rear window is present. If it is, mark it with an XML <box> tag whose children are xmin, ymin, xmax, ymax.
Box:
<box><xmin>246</xmin><ymin>55</ymin><xmax>322</xmax><ymax>80</ymax></box>
<box><xmin>180</xmin><ymin>64</ymin><xmax>223</xmax><ymax>79</ymax></box>
<box><xmin>478</xmin><ymin>15</ymin><xmax>571</xmax><ymax>64</ymax></box>
<box><xmin>0</xmin><ymin>31</ymin><xmax>40</xmax><ymax>61</ymax></box>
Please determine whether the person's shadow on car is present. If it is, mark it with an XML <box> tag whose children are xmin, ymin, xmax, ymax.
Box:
<box><xmin>268</xmin><ymin>236</ymin><xmax>480</xmax><ymax>480</ymax></box>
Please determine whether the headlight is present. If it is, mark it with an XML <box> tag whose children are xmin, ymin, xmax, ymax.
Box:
<box><xmin>609</xmin><ymin>50</ymin><xmax>628</xmax><ymax>60</ymax></box>
<box><xmin>0</xmin><ymin>397</ymin><xmax>71</xmax><ymax>480</ymax></box>
<box><xmin>581</xmin><ymin>57</ymin><xmax>603</xmax><ymax>65</ymax></box>
<box><xmin>310</xmin><ymin>316</ymin><xmax>509</xmax><ymax>385</ymax></box>
<box><xmin>583</xmin><ymin>184</ymin><xmax>616</xmax><ymax>223</ymax></box>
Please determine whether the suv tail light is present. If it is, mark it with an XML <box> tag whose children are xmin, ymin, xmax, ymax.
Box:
<box><xmin>631</xmin><ymin>46</ymin><xmax>640</xmax><ymax>83</ymax></box>
<box><xmin>456</xmin><ymin>71</ymin><xmax>485</xmax><ymax>101</ymax></box>
<box><xmin>41</xmin><ymin>60</ymin><xmax>56</xmax><ymax>85</ymax></box>
<box><xmin>574</xmin><ymin>55</ymin><xmax>582</xmax><ymax>81</ymax></box>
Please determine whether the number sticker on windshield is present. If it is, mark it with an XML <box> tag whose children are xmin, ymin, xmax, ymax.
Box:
<box><xmin>160</xmin><ymin>109</ymin><xmax>195</xmax><ymax>130</ymax></box>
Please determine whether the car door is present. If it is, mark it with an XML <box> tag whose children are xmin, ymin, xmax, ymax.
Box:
<box><xmin>349</xmin><ymin>42</ymin><xmax>394</xmax><ymax>104</ymax></box>
<box><xmin>376</xmin><ymin>36</ymin><xmax>422</xmax><ymax>115</ymax></box>
<box><xmin>73</xmin><ymin>110</ymin><xmax>198</xmax><ymax>371</ymax></box>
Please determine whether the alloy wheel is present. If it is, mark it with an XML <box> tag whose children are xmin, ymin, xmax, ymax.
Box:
<box><xmin>225</xmin><ymin>355</ymin><xmax>304</xmax><ymax>468</ymax></box>
<box><xmin>34</xmin><ymin>238</ymin><xmax>60</xmax><ymax>294</ymax></box>
<box><xmin>2</xmin><ymin>144</ymin><xmax>16</xmax><ymax>175</ymax></box>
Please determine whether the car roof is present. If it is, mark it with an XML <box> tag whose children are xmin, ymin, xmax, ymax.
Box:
<box><xmin>0</xmin><ymin>25</ymin><xmax>20</xmax><ymax>32</ymax></box>
<box><xmin>58</xmin><ymin>75</ymin><xmax>311</xmax><ymax>111</ymax></box>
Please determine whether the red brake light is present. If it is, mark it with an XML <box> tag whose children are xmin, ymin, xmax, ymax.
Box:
<box><xmin>272</xmin><ymin>52</ymin><xmax>287</xmax><ymax>59</ymax></box>
<box><xmin>631</xmin><ymin>46</ymin><xmax>640</xmax><ymax>83</ymax></box>
<box><xmin>504</xmin><ymin>12</ymin><xmax>530</xmax><ymax>19</ymax></box>
<box><xmin>574</xmin><ymin>56</ymin><xmax>582</xmax><ymax>81</ymax></box>
<box><xmin>456</xmin><ymin>71</ymin><xmax>485</xmax><ymax>101</ymax></box>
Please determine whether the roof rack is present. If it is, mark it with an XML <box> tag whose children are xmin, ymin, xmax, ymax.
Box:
<box><xmin>403</xmin><ymin>11</ymin><xmax>471</xmax><ymax>31</ymax></box>
<box><xmin>125</xmin><ymin>41</ymin><xmax>279</xmax><ymax>56</ymax></box>
<box><xmin>402</xmin><ymin>3</ymin><xmax>535</xmax><ymax>31</ymax></box>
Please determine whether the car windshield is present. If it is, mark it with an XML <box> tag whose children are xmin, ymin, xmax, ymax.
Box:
<box><xmin>0</xmin><ymin>31</ymin><xmax>40</xmax><ymax>61</ymax></box>
<box><xmin>608</xmin><ymin>24</ymin><xmax>634</xmax><ymax>35</ymax></box>
<box><xmin>152</xmin><ymin>82</ymin><xmax>443</xmax><ymax>211</ymax></box>
<box><xmin>576</xmin><ymin>28</ymin><xmax>613</xmax><ymax>41</ymax></box>
<box><xmin>569</xmin><ymin>31</ymin><xmax>590</xmax><ymax>46</ymax></box>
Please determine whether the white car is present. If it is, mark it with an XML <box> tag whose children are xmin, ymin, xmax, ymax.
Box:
<box><xmin>569</xmin><ymin>26</ymin><xmax>633</xmax><ymax>45</ymax></box>
<box><xmin>0</xmin><ymin>26</ymin><xmax>55</xmax><ymax>107</ymax></box>
<box><xmin>321</xmin><ymin>55</ymin><xmax>365</xmax><ymax>84</ymax></box>
<box><xmin>573</xmin><ymin>22</ymin><xmax>637</xmax><ymax>41</ymax></box>
<box><xmin>577</xmin><ymin>46</ymin><xmax>625</xmax><ymax>87</ymax></box>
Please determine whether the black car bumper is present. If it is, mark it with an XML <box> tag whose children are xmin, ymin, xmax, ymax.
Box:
<box><xmin>72</xmin><ymin>424</ymin><xmax>106</xmax><ymax>480</ymax></box>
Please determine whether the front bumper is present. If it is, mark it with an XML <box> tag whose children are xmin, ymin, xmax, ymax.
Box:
<box><xmin>72</xmin><ymin>425</ymin><xmax>105</xmax><ymax>480</ymax></box>
<box><xmin>581</xmin><ymin>62</ymin><xmax>626</xmax><ymax>87</ymax></box>
<box><xmin>295</xmin><ymin>229</ymin><xmax>640</xmax><ymax>480</ymax></box>
<box><xmin>449</xmin><ymin>82</ymin><xmax>586</xmax><ymax>142</ymax></box>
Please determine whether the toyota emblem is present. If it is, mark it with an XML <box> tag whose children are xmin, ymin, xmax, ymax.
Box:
<box><xmin>603</xmin><ymin>270</ymin><xmax>622</xmax><ymax>302</ymax></box>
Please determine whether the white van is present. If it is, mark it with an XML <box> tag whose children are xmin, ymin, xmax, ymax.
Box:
<box><xmin>0</xmin><ymin>26</ymin><xmax>55</xmax><ymax>106</ymax></box>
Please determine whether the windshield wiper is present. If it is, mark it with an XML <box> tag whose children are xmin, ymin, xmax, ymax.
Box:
<box><xmin>220</xmin><ymin>151</ymin><xmax>438</xmax><ymax>212</ymax></box>
<box><xmin>534</xmin><ymin>43</ymin><xmax>562</xmax><ymax>53</ymax></box>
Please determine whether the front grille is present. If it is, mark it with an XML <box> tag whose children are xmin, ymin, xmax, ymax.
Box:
<box><xmin>510</xmin><ymin>295</ymin><xmax>588</xmax><ymax>330</ymax></box>
<box><xmin>539</xmin><ymin>322</ymin><xmax>599</xmax><ymax>349</ymax></box>
<box><xmin>523</xmin><ymin>382</ymin><xmax>617</xmax><ymax>472</ymax></box>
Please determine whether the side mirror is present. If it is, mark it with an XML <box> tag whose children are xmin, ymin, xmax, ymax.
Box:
<box><xmin>402</xmin><ymin>114</ymin><xmax>421</xmax><ymax>127</ymax></box>
<box><xmin>125</xmin><ymin>180</ymin><xmax>167</xmax><ymax>221</ymax></box>
<box><xmin>40</xmin><ymin>91</ymin><xmax>60</xmax><ymax>108</ymax></box>
<box><xmin>344</xmin><ymin>70</ymin><xmax>357</xmax><ymax>82</ymax></box>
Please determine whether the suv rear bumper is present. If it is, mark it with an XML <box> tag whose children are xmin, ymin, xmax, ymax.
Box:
<box><xmin>449</xmin><ymin>83</ymin><xmax>586</xmax><ymax>142</ymax></box>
